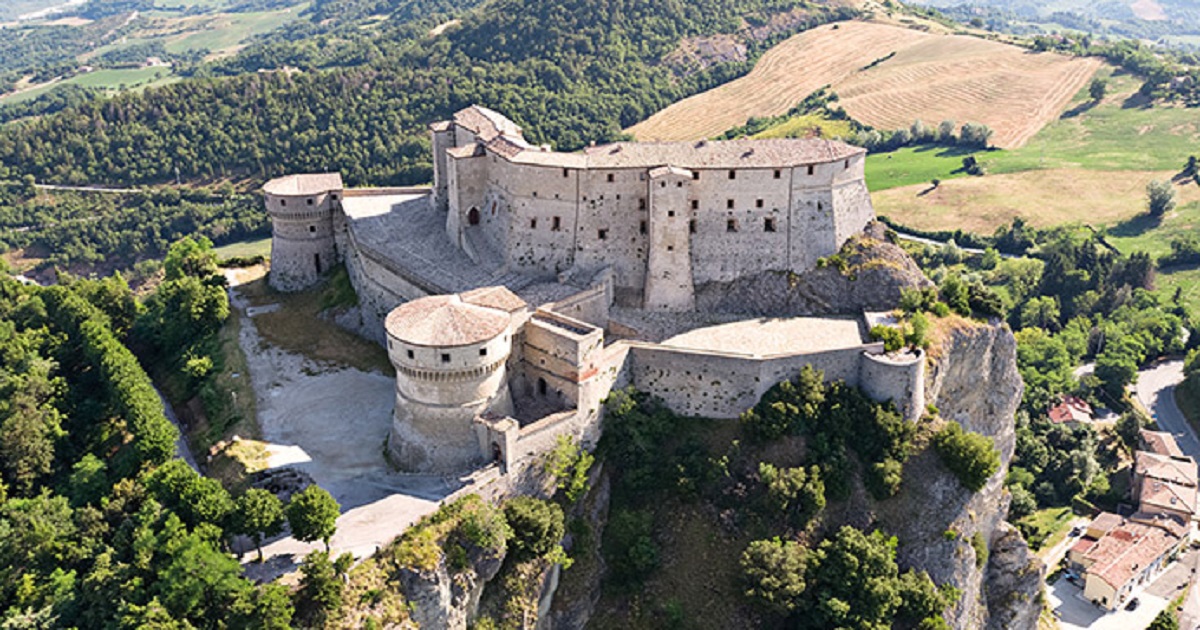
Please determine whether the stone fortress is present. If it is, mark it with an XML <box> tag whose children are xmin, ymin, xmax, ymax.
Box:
<box><xmin>264</xmin><ymin>105</ymin><xmax>924</xmax><ymax>475</ymax></box>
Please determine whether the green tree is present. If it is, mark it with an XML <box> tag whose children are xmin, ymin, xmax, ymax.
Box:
<box><xmin>740</xmin><ymin>537</ymin><xmax>808</xmax><ymax>615</ymax></box>
<box><xmin>1147</xmin><ymin>179</ymin><xmax>1177</xmax><ymax>218</ymax></box>
<box><xmin>503</xmin><ymin>496</ymin><xmax>564</xmax><ymax>562</ymax></box>
<box><xmin>231</xmin><ymin>488</ymin><xmax>285</xmax><ymax>562</ymax></box>
<box><xmin>286</xmin><ymin>485</ymin><xmax>340</xmax><ymax>551</ymax></box>
<box><xmin>806</xmin><ymin>526</ymin><xmax>902</xmax><ymax>630</ymax></box>
<box><xmin>933</xmin><ymin>421</ymin><xmax>1000</xmax><ymax>492</ymax></box>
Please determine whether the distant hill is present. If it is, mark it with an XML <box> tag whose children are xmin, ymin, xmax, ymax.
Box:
<box><xmin>628</xmin><ymin>20</ymin><xmax>1099</xmax><ymax>149</ymax></box>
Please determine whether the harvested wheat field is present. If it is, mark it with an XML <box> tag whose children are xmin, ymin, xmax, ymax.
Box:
<box><xmin>872</xmin><ymin>169</ymin><xmax>1200</xmax><ymax>234</ymax></box>
<box><xmin>628</xmin><ymin>21</ymin><xmax>1100</xmax><ymax>149</ymax></box>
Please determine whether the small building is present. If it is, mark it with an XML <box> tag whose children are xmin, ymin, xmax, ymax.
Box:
<box><xmin>1047</xmin><ymin>395</ymin><xmax>1092</xmax><ymax>425</ymax></box>
<box><xmin>1068</xmin><ymin>512</ymin><xmax>1187</xmax><ymax>610</ymax></box>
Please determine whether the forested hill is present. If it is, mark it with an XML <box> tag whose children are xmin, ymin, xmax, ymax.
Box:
<box><xmin>0</xmin><ymin>0</ymin><xmax>856</xmax><ymax>188</ymax></box>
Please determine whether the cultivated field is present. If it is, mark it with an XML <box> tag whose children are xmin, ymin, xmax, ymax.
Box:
<box><xmin>873</xmin><ymin>169</ymin><xmax>1200</xmax><ymax>234</ymax></box>
<box><xmin>627</xmin><ymin>21</ymin><xmax>1099</xmax><ymax>149</ymax></box>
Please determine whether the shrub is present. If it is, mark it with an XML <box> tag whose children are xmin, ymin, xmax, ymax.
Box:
<box><xmin>502</xmin><ymin>497</ymin><xmax>563</xmax><ymax>562</ymax></box>
<box><xmin>933</xmin><ymin>421</ymin><xmax>1000</xmax><ymax>492</ymax></box>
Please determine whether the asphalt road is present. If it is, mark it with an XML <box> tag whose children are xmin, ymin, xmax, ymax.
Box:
<box><xmin>1134</xmin><ymin>359</ymin><xmax>1200</xmax><ymax>461</ymax></box>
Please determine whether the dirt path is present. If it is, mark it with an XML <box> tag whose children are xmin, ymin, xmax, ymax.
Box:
<box><xmin>225</xmin><ymin>272</ymin><xmax>460</xmax><ymax>578</ymax></box>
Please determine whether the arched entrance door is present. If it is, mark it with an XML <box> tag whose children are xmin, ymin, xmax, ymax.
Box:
<box><xmin>467</xmin><ymin>207</ymin><xmax>480</xmax><ymax>226</ymax></box>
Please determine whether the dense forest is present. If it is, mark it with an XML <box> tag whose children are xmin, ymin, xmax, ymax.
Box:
<box><xmin>0</xmin><ymin>0</ymin><xmax>856</xmax><ymax>188</ymax></box>
<box><xmin>0</xmin><ymin>180</ymin><xmax>266</xmax><ymax>276</ymax></box>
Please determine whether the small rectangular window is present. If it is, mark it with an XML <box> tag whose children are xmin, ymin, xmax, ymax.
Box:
<box><xmin>552</xmin><ymin>216</ymin><xmax>561</xmax><ymax>231</ymax></box>
<box><xmin>441</xmin><ymin>353</ymin><xmax>451</xmax><ymax>363</ymax></box>
<box><xmin>764</xmin><ymin>217</ymin><xmax>777</xmax><ymax>232</ymax></box>
<box><xmin>530</xmin><ymin>218</ymin><xmax>538</xmax><ymax>229</ymax></box>
<box><xmin>406</xmin><ymin>349</ymin><xmax>414</xmax><ymax>359</ymax></box>
<box><xmin>598</xmin><ymin>229</ymin><xmax>608</xmax><ymax>240</ymax></box>
<box><xmin>807</xmin><ymin>165</ymin><xmax>814</xmax><ymax>176</ymax></box>
<box><xmin>640</xmin><ymin>220</ymin><xmax>647</xmax><ymax>234</ymax></box>
<box><xmin>689</xmin><ymin>219</ymin><xmax>697</xmax><ymax>234</ymax></box>
<box><xmin>691</xmin><ymin>200</ymin><xmax>699</xmax><ymax>210</ymax></box>
<box><xmin>726</xmin><ymin>199</ymin><xmax>734</xmax><ymax>209</ymax></box>
<box><xmin>773</xmin><ymin>170</ymin><xmax>781</xmax><ymax>179</ymax></box>
<box><xmin>480</xmin><ymin>348</ymin><xmax>488</xmax><ymax>357</ymax></box>
<box><xmin>756</xmin><ymin>199</ymin><xmax>764</xmax><ymax>208</ymax></box>
<box><xmin>607</xmin><ymin>173</ymin><xmax>614</xmax><ymax>183</ymax></box>
<box><xmin>727</xmin><ymin>219</ymin><xmax>738</xmax><ymax>232</ymax></box>
<box><xmin>728</xmin><ymin>170</ymin><xmax>736</xmax><ymax>180</ymax></box>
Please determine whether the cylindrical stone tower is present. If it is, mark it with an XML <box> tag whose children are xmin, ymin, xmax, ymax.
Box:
<box><xmin>263</xmin><ymin>173</ymin><xmax>343</xmax><ymax>291</ymax></box>
<box><xmin>384</xmin><ymin>294</ymin><xmax>515</xmax><ymax>472</ymax></box>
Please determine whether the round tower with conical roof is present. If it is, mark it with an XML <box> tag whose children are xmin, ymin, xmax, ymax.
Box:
<box><xmin>384</xmin><ymin>293</ymin><xmax>516</xmax><ymax>472</ymax></box>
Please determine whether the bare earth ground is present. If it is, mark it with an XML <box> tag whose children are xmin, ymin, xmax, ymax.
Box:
<box><xmin>872</xmin><ymin>169</ymin><xmax>1200</xmax><ymax>234</ymax></box>
<box><xmin>626</xmin><ymin>21</ymin><xmax>1098</xmax><ymax>149</ymax></box>
<box><xmin>225</xmin><ymin>271</ymin><xmax>458</xmax><ymax>579</ymax></box>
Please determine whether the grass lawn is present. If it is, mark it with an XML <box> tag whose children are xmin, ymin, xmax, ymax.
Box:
<box><xmin>214</xmin><ymin>236</ymin><xmax>271</xmax><ymax>260</ymax></box>
<box><xmin>1018</xmin><ymin>506</ymin><xmax>1076</xmax><ymax>557</ymax></box>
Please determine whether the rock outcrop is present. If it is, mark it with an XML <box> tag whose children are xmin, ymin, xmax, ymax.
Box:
<box><xmin>693</xmin><ymin>222</ymin><xmax>934</xmax><ymax>317</ymax></box>
<box><xmin>873</xmin><ymin>318</ymin><xmax>1042</xmax><ymax>629</ymax></box>
<box><xmin>400</xmin><ymin>542</ymin><xmax>504</xmax><ymax>630</ymax></box>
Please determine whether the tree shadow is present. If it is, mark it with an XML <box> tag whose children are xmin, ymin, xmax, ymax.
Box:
<box><xmin>1060</xmin><ymin>100</ymin><xmax>1098</xmax><ymax>119</ymax></box>
<box><xmin>1106</xmin><ymin>212</ymin><xmax>1162</xmax><ymax>239</ymax></box>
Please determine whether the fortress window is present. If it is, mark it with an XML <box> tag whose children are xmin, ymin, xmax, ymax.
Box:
<box><xmin>691</xmin><ymin>200</ymin><xmax>698</xmax><ymax>210</ymax></box>
<box><xmin>728</xmin><ymin>170</ymin><xmax>736</xmax><ymax>180</ymax></box>
<box><xmin>607</xmin><ymin>173</ymin><xmax>614</xmax><ymax>183</ymax></box>
<box><xmin>807</xmin><ymin>165</ymin><xmax>814</xmax><ymax>176</ymax></box>
<box><xmin>727</xmin><ymin>219</ymin><xmax>739</xmax><ymax>232</ymax></box>
<box><xmin>692</xmin><ymin>171</ymin><xmax>700</xmax><ymax>180</ymax></box>
<box><xmin>407</xmin><ymin>349</ymin><xmax>414</xmax><ymax>360</ymax></box>
<box><xmin>563</xmin><ymin>168</ymin><xmax>569</xmax><ymax>178</ymax></box>
<box><xmin>726</xmin><ymin>199</ymin><xmax>734</xmax><ymax>209</ymax></box>
<box><xmin>480</xmin><ymin>348</ymin><xmax>488</xmax><ymax>357</ymax></box>
<box><xmin>639</xmin><ymin>198</ymin><xmax>646</xmax><ymax>210</ymax></box>
<box><xmin>764</xmin><ymin>217</ymin><xmax>777</xmax><ymax>232</ymax></box>
<box><xmin>441</xmin><ymin>353</ymin><xmax>451</xmax><ymax>363</ymax></box>
<box><xmin>307</xmin><ymin>198</ymin><xmax>314</xmax><ymax>205</ymax></box>
<box><xmin>640</xmin><ymin>220</ymin><xmax>647</xmax><ymax>234</ymax></box>
<box><xmin>552</xmin><ymin>216</ymin><xmax>561</xmax><ymax>231</ymax></box>
<box><xmin>689</xmin><ymin>219</ymin><xmax>697</xmax><ymax>233</ymax></box>
<box><xmin>756</xmin><ymin>199</ymin><xmax>764</xmax><ymax>208</ymax></box>
<box><xmin>598</xmin><ymin>229</ymin><xmax>608</xmax><ymax>240</ymax></box>
<box><xmin>530</xmin><ymin>218</ymin><xmax>538</xmax><ymax>229</ymax></box>
<box><xmin>773</xmin><ymin>170</ymin><xmax>781</xmax><ymax>179</ymax></box>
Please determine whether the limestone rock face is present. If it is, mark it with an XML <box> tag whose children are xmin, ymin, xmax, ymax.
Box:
<box><xmin>692</xmin><ymin>222</ymin><xmax>934</xmax><ymax>317</ymax></box>
<box><xmin>400</xmin><ymin>542</ymin><xmax>504</xmax><ymax>630</ymax></box>
<box><xmin>873</xmin><ymin>319</ymin><xmax>1042</xmax><ymax>630</ymax></box>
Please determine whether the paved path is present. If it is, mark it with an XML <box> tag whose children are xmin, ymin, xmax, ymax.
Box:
<box><xmin>1134</xmin><ymin>359</ymin><xmax>1200</xmax><ymax>461</ymax></box>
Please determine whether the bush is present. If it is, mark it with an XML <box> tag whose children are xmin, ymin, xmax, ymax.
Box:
<box><xmin>740</xmin><ymin>537</ymin><xmax>808</xmax><ymax>615</ymax></box>
<box><xmin>933</xmin><ymin>421</ymin><xmax>1000</xmax><ymax>492</ymax></box>
<box><xmin>503</xmin><ymin>497</ymin><xmax>564</xmax><ymax>562</ymax></box>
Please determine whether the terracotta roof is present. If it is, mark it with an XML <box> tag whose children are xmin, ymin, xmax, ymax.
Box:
<box><xmin>1135</xmin><ymin>451</ymin><xmax>1198</xmax><ymax>487</ymax></box>
<box><xmin>1081</xmin><ymin>517</ymin><xmax>1182</xmax><ymax>590</ymax></box>
<box><xmin>460</xmin><ymin>286</ymin><xmax>527</xmax><ymax>313</ymax></box>
<box><xmin>385</xmin><ymin>294</ymin><xmax>510</xmax><ymax>347</ymax></box>
<box><xmin>1139</xmin><ymin>476</ymin><xmax>1198</xmax><ymax>516</ymax></box>
<box><xmin>1048</xmin><ymin>395</ymin><xmax>1092</xmax><ymax>424</ymax></box>
<box><xmin>452</xmin><ymin>105</ymin><xmax>524</xmax><ymax>143</ymax></box>
<box><xmin>578</xmin><ymin>138</ymin><xmax>864</xmax><ymax>169</ymax></box>
<box><xmin>263</xmin><ymin>173</ymin><xmax>343</xmax><ymax>196</ymax></box>
<box><xmin>1142</xmin><ymin>430</ymin><xmax>1186</xmax><ymax>458</ymax></box>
